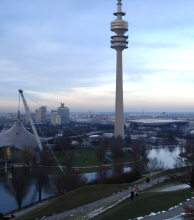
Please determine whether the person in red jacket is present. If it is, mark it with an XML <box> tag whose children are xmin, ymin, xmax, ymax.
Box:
<box><xmin>134</xmin><ymin>187</ymin><xmax>139</xmax><ymax>197</ymax></box>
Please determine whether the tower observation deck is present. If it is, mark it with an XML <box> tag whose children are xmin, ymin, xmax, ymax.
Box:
<box><xmin>111</xmin><ymin>0</ymin><xmax>128</xmax><ymax>139</ymax></box>
<box><xmin>111</xmin><ymin>0</ymin><xmax>128</xmax><ymax>49</ymax></box>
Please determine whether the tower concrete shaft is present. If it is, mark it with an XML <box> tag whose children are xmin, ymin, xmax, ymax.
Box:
<box><xmin>111</xmin><ymin>0</ymin><xmax>128</xmax><ymax>139</ymax></box>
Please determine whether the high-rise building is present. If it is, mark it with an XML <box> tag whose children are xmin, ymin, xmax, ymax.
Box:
<box><xmin>111</xmin><ymin>0</ymin><xmax>128</xmax><ymax>139</ymax></box>
<box><xmin>51</xmin><ymin>110</ymin><xmax>61</xmax><ymax>126</ymax></box>
<box><xmin>35</xmin><ymin>106</ymin><xmax>47</xmax><ymax>124</ymax></box>
<box><xmin>57</xmin><ymin>103</ymin><xmax>69</xmax><ymax>124</ymax></box>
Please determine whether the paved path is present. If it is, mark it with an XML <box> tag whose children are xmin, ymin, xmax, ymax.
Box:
<box><xmin>143</xmin><ymin>206</ymin><xmax>185</xmax><ymax>220</ymax></box>
<box><xmin>143</xmin><ymin>199</ymin><xmax>194</xmax><ymax>220</ymax></box>
<box><xmin>13</xmin><ymin>176</ymin><xmax>191</xmax><ymax>220</ymax></box>
<box><xmin>7</xmin><ymin>201</ymin><xmax>49</xmax><ymax>218</ymax></box>
<box><xmin>36</xmin><ymin>176</ymin><xmax>168</xmax><ymax>220</ymax></box>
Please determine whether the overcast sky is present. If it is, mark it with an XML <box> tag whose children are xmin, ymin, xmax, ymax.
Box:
<box><xmin>0</xmin><ymin>0</ymin><xmax>194</xmax><ymax>113</ymax></box>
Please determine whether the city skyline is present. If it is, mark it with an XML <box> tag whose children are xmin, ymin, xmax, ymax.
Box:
<box><xmin>1</xmin><ymin>0</ymin><xmax>194</xmax><ymax>113</ymax></box>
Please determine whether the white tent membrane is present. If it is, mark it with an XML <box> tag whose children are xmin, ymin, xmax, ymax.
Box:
<box><xmin>0</xmin><ymin>119</ymin><xmax>53</xmax><ymax>150</ymax></box>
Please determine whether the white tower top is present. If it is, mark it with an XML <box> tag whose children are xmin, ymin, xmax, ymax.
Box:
<box><xmin>111</xmin><ymin>0</ymin><xmax>128</xmax><ymax>35</ymax></box>
<box><xmin>111</xmin><ymin>0</ymin><xmax>128</xmax><ymax>50</ymax></box>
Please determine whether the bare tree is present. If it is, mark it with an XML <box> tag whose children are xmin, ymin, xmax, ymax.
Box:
<box><xmin>113</xmin><ymin>160</ymin><xmax>124</xmax><ymax>174</ymax></box>
<box><xmin>4</xmin><ymin>170</ymin><xmax>30</xmax><ymax>209</ymax></box>
<box><xmin>97</xmin><ymin>165</ymin><xmax>108</xmax><ymax>180</ymax></box>
<box><xmin>63</xmin><ymin>151</ymin><xmax>76</xmax><ymax>171</ymax></box>
<box><xmin>20</xmin><ymin>146</ymin><xmax>34</xmax><ymax>167</ymax></box>
<box><xmin>110</xmin><ymin>136</ymin><xmax>124</xmax><ymax>159</ymax></box>
<box><xmin>50</xmin><ymin>171</ymin><xmax>86</xmax><ymax>194</ymax></box>
<box><xmin>145</xmin><ymin>157</ymin><xmax>166</xmax><ymax>173</ymax></box>
<box><xmin>131</xmin><ymin>140</ymin><xmax>148</xmax><ymax>160</ymax></box>
<box><xmin>185</xmin><ymin>140</ymin><xmax>194</xmax><ymax>154</ymax></box>
<box><xmin>102</xmin><ymin>137</ymin><xmax>110</xmax><ymax>151</ymax></box>
<box><xmin>40</xmin><ymin>147</ymin><xmax>53</xmax><ymax>170</ymax></box>
<box><xmin>95</xmin><ymin>139</ymin><xmax>106</xmax><ymax>165</ymax></box>
<box><xmin>169</xmin><ymin>154</ymin><xmax>194</xmax><ymax>188</ymax></box>
<box><xmin>63</xmin><ymin>171</ymin><xmax>87</xmax><ymax>192</ymax></box>
<box><xmin>132</xmin><ymin>157</ymin><xmax>145</xmax><ymax>177</ymax></box>
<box><xmin>50</xmin><ymin>172</ymin><xmax>66</xmax><ymax>195</ymax></box>
<box><xmin>33</xmin><ymin>166</ymin><xmax>49</xmax><ymax>201</ymax></box>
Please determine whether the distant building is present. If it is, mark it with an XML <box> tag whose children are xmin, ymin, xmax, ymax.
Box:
<box><xmin>74</xmin><ymin>118</ymin><xmax>92</xmax><ymax>123</ymax></box>
<box><xmin>127</xmin><ymin>119</ymin><xmax>189</xmax><ymax>131</ymax></box>
<box><xmin>35</xmin><ymin>106</ymin><xmax>47</xmax><ymax>124</ymax></box>
<box><xmin>0</xmin><ymin>117</ymin><xmax>14</xmax><ymax>126</ymax></box>
<box><xmin>89</xmin><ymin>135</ymin><xmax>101</xmax><ymax>142</ymax></box>
<box><xmin>92</xmin><ymin>116</ymin><xmax>104</xmax><ymax>123</ymax></box>
<box><xmin>103</xmin><ymin>133</ymin><xmax>114</xmax><ymax>138</ymax></box>
<box><xmin>51</xmin><ymin>110</ymin><xmax>61</xmax><ymax>126</ymax></box>
<box><xmin>57</xmin><ymin>103</ymin><xmax>69</xmax><ymax>124</ymax></box>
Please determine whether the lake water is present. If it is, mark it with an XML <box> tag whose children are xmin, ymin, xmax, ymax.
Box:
<box><xmin>148</xmin><ymin>146</ymin><xmax>184</xmax><ymax>168</ymax></box>
<box><xmin>83</xmin><ymin>167</ymin><xmax>131</xmax><ymax>182</ymax></box>
<box><xmin>0</xmin><ymin>175</ymin><xmax>52</xmax><ymax>214</ymax></box>
<box><xmin>0</xmin><ymin>146</ymin><xmax>184</xmax><ymax>214</ymax></box>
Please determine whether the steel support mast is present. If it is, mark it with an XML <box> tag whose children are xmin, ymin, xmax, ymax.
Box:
<box><xmin>18</xmin><ymin>89</ymin><xmax>43</xmax><ymax>151</ymax></box>
<box><xmin>18</xmin><ymin>89</ymin><xmax>65</xmax><ymax>173</ymax></box>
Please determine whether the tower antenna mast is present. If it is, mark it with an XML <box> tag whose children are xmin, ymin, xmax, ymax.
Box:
<box><xmin>111</xmin><ymin>0</ymin><xmax>128</xmax><ymax>139</ymax></box>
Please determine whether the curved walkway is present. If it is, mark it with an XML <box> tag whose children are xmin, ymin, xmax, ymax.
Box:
<box><xmin>143</xmin><ymin>200</ymin><xmax>192</xmax><ymax>220</ymax></box>
<box><xmin>33</xmin><ymin>176</ymin><xmax>169</xmax><ymax>220</ymax></box>
<box><xmin>13</xmin><ymin>176</ymin><xmax>192</xmax><ymax>220</ymax></box>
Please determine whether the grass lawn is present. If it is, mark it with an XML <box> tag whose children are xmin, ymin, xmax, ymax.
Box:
<box><xmin>14</xmin><ymin>183</ymin><xmax>131</xmax><ymax>220</ymax></box>
<box><xmin>54</xmin><ymin>147</ymin><xmax>101</xmax><ymax>167</ymax></box>
<box><xmin>13</xmin><ymin>177</ymin><xmax>194</xmax><ymax>220</ymax></box>
<box><xmin>73</xmin><ymin>147</ymin><xmax>101</xmax><ymax>166</ymax></box>
<box><xmin>93</xmin><ymin>189</ymin><xmax>193</xmax><ymax>220</ymax></box>
<box><xmin>12</xmin><ymin>174</ymin><xmax>194</xmax><ymax>220</ymax></box>
<box><xmin>54</xmin><ymin>147</ymin><xmax>134</xmax><ymax>169</ymax></box>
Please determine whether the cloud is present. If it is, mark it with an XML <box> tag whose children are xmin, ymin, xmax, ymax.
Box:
<box><xmin>0</xmin><ymin>0</ymin><xmax>194</xmax><ymax>112</ymax></box>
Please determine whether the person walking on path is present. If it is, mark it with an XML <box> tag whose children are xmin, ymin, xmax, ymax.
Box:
<box><xmin>134</xmin><ymin>187</ymin><xmax>139</xmax><ymax>197</ymax></box>
<box><xmin>146</xmin><ymin>177</ymin><xmax>150</xmax><ymax>183</ymax></box>
<box><xmin>130</xmin><ymin>190</ymin><xmax>135</xmax><ymax>201</ymax></box>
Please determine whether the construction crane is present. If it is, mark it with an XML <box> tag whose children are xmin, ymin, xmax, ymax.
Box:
<box><xmin>18</xmin><ymin>89</ymin><xmax>43</xmax><ymax>151</ymax></box>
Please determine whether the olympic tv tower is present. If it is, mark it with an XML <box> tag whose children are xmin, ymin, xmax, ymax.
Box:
<box><xmin>111</xmin><ymin>0</ymin><xmax>128</xmax><ymax>139</ymax></box>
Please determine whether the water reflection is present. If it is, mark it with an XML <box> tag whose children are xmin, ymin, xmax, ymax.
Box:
<box><xmin>83</xmin><ymin>167</ymin><xmax>131</xmax><ymax>182</ymax></box>
<box><xmin>148</xmin><ymin>146</ymin><xmax>184</xmax><ymax>168</ymax></box>
<box><xmin>0</xmin><ymin>173</ymin><xmax>53</xmax><ymax>214</ymax></box>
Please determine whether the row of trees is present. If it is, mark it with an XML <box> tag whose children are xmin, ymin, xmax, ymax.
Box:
<box><xmin>6</xmin><ymin>134</ymin><xmax>182</xmax><ymax>210</ymax></box>
<box><xmin>168</xmin><ymin>140</ymin><xmax>194</xmax><ymax>188</ymax></box>
<box><xmin>4</xmin><ymin>146</ymin><xmax>87</xmax><ymax>209</ymax></box>
<box><xmin>128</xmin><ymin>139</ymin><xmax>194</xmax><ymax>191</ymax></box>
<box><xmin>95</xmin><ymin>136</ymin><xmax>124</xmax><ymax>164</ymax></box>
<box><xmin>5</xmin><ymin>168</ymin><xmax>87</xmax><ymax>209</ymax></box>
<box><xmin>19</xmin><ymin>146</ymin><xmax>53</xmax><ymax>169</ymax></box>
<box><xmin>93</xmin><ymin>137</ymin><xmax>166</xmax><ymax>184</ymax></box>
<box><xmin>6</xmin><ymin>136</ymin><xmax>150</xmax><ymax>209</ymax></box>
